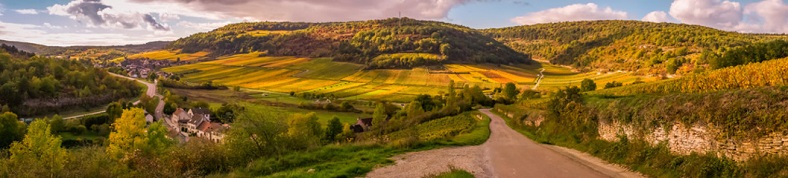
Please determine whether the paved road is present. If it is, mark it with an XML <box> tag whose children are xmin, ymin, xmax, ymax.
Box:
<box><xmin>481</xmin><ymin>109</ymin><xmax>622</xmax><ymax>178</ymax></box>
<box><xmin>367</xmin><ymin>109</ymin><xmax>641</xmax><ymax>178</ymax></box>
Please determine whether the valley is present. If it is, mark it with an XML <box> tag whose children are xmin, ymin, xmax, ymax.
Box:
<box><xmin>0</xmin><ymin>10</ymin><xmax>787</xmax><ymax>178</ymax></box>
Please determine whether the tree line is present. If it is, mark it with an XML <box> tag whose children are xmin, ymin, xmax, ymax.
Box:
<box><xmin>0</xmin><ymin>50</ymin><xmax>141</xmax><ymax>116</ymax></box>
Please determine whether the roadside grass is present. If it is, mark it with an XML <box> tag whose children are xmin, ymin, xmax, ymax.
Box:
<box><xmin>428</xmin><ymin>168</ymin><xmax>475</xmax><ymax>178</ymax></box>
<box><xmin>223</xmin><ymin>110</ymin><xmax>491</xmax><ymax>178</ymax></box>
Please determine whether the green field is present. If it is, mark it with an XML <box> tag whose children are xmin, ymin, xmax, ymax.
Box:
<box><xmin>163</xmin><ymin>54</ymin><xmax>652</xmax><ymax>101</ymax></box>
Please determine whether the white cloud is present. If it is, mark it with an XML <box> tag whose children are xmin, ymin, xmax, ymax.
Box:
<box><xmin>159</xmin><ymin>13</ymin><xmax>180</xmax><ymax>22</ymax></box>
<box><xmin>177</xmin><ymin>21</ymin><xmax>233</xmax><ymax>31</ymax></box>
<box><xmin>642</xmin><ymin>11</ymin><xmax>670</xmax><ymax>23</ymax></box>
<box><xmin>511</xmin><ymin>3</ymin><xmax>628</xmax><ymax>25</ymax></box>
<box><xmin>0</xmin><ymin>20</ymin><xmax>177</xmax><ymax>46</ymax></box>
<box><xmin>668</xmin><ymin>0</ymin><xmax>788</xmax><ymax>34</ymax></box>
<box><xmin>43</xmin><ymin>23</ymin><xmax>66</xmax><ymax>29</ymax></box>
<box><xmin>669</xmin><ymin>0</ymin><xmax>742</xmax><ymax>30</ymax></box>
<box><xmin>741</xmin><ymin>0</ymin><xmax>788</xmax><ymax>33</ymax></box>
<box><xmin>47</xmin><ymin>0</ymin><xmax>170</xmax><ymax>31</ymax></box>
<box><xmin>120</xmin><ymin>0</ymin><xmax>474</xmax><ymax>22</ymax></box>
<box><xmin>15</xmin><ymin>9</ymin><xmax>39</xmax><ymax>15</ymax></box>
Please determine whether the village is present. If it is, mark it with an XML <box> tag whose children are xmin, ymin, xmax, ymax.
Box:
<box><xmin>115</xmin><ymin>58</ymin><xmax>188</xmax><ymax>79</ymax></box>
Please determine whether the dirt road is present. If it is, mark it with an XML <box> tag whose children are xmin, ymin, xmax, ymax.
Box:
<box><xmin>366</xmin><ymin>109</ymin><xmax>642</xmax><ymax>178</ymax></box>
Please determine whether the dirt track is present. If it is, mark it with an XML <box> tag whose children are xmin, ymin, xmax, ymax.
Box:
<box><xmin>366</xmin><ymin>109</ymin><xmax>643</xmax><ymax>178</ymax></box>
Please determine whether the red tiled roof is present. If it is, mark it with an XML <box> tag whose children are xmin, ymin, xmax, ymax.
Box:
<box><xmin>197</xmin><ymin>121</ymin><xmax>212</xmax><ymax>132</ymax></box>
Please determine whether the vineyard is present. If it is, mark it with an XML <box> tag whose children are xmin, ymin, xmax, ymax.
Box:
<box><xmin>593</xmin><ymin>57</ymin><xmax>788</xmax><ymax>96</ymax></box>
<box><xmin>127</xmin><ymin>50</ymin><xmax>210</xmax><ymax>61</ymax></box>
<box><xmin>163</xmin><ymin>53</ymin><xmax>647</xmax><ymax>101</ymax></box>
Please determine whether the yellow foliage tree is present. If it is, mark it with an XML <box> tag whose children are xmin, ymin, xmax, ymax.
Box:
<box><xmin>107</xmin><ymin>108</ymin><xmax>149</xmax><ymax>161</ymax></box>
<box><xmin>9</xmin><ymin>119</ymin><xmax>67</xmax><ymax>177</ymax></box>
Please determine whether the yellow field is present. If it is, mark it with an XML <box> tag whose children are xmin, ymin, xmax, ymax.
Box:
<box><xmin>243</xmin><ymin>30</ymin><xmax>293</xmax><ymax>37</ymax></box>
<box><xmin>163</xmin><ymin>54</ymin><xmax>653</xmax><ymax>102</ymax></box>
<box><xmin>128</xmin><ymin>50</ymin><xmax>209</xmax><ymax>61</ymax></box>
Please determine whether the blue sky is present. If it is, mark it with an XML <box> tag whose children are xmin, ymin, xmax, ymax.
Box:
<box><xmin>0</xmin><ymin>0</ymin><xmax>785</xmax><ymax>46</ymax></box>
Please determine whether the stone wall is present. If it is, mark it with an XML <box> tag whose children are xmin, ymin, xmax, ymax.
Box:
<box><xmin>598</xmin><ymin>120</ymin><xmax>788</xmax><ymax>161</ymax></box>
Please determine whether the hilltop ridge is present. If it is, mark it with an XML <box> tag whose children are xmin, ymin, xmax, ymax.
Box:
<box><xmin>169</xmin><ymin>18</ymin><xmax>532</xmax><ymax>68</ymax></box>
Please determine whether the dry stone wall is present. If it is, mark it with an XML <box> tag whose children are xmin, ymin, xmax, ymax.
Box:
<box><xmin>598</xmin><ymin>120</ymin><xmax>788</xmax><ymax>161</ymax></box>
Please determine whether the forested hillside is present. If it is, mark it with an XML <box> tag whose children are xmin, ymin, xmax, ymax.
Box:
<box><xmin>0</xmin><ymin>47</ymin><xmax>141</xmax><ymax>116</ymax></box>
<box><xmin>0</xmin><ymin>40</ymin><xmax>168</xmax><ymax>58</ymax></box>
<box><xmin>484</xmin><ymin>20</ymin><xmax>788</xmax><ymax>74</ymax></box>
<box><xmin>169</xmin><ymin>18</ymin><xmax>531</xmax><ymax>68</ymax></box>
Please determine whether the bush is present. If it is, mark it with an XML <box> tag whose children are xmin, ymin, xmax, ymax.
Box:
<box><xmin>581</xmin><ymin>79</ymin><xmax>596</xmax><ymax>91</ymax></box>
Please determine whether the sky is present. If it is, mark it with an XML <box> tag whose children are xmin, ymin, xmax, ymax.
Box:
<box><xmin>0</xmin><ymin>0</ymin><xmax>786</xmax><ymax>46</ymax></box>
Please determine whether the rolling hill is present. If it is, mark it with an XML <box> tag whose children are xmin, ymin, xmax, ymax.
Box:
<box><xmin>0</xmin><ymin>39</ymin><xmax>168</xmax><ymax>60</ymax></box>
<box><xmin>168</xmin><ymin>18</ymin><xmax>532</xmax><ymax>68</ymax></box>
<box><xmin>483</xmin><ymin>20</ymin><xmax>788</xmax><ymax>74</ymax></box>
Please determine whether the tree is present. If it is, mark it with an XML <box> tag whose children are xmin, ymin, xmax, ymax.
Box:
<box><xmin>325</xmin><ymin>117</ymin><xmax>343</xmax><ymax>142</ymax></box>
<box><xmin>145</xmin><ymin>121</ymin><xmax>173</xmax><ymax>155</ymax></box>
<box><xmin>414</xmin><ymin>94</ymin><xmax>436</xmax><ymax>112</ymax></box>
<box><xmin>502</xmin><ymin>82</ymin><xmax>519</xmax><ymax>100</ymax></box>
<box><xmin>372</xmin><ymin>103</ymin><xmax>387</xmax><ymax>132</ymax></box>
<box><xmin>8</xmin><ymin>119</ymin><xmax>67</xmax><ymax>177</ymax></box>
<box><xmin>287</xmin><ymin>113</ymin><xmax>323</xmax><ymax>148</ymax></box>
<box><xmin>191</xmin><ymin>101</ymin><xmax>210</xmax><ymax>109</ymax></box>
<box><xmin>48</xmin><ymin>115</ymin><xmax>65</xmax><ymax>134</ymax></box>
<box><xmin>405</xmin><ymin>100</ymin><xmax>425</xmax><ymax>118</ymax></box>
<box><xmin>604</xmin><ymin>81</ymin><xmax>623</xmax><ymax>89</ymax></box>
<box><xmin>519</xmin><ymin>89</ymin><xmax>541</xmax><ymax>100</ymax></box>
<box><xmin>337</xmin><ymin>123</ymin><xmax>355</xmax><ymax>142</ymax></box>
<box><xmin>106</xmin><ymin>102</ymin><xmax>124</xmax><ymax>122</ymax></box>
<box><xmin>0</xmin><ymin>112</ymin><xmax>25</xmax><ymax>148</ymax></box>
<box><xmin>224</xmin><ymin>109</ymin><xmax>287</xmax><ymax>162</ymax></box>
<box><xmin>580</xmin><ymin>78</ymin><xmax>596</xmax><ymax>91</ymax></box>
<box><xmin>107</xmin><ymin>108</ymin><xmax>149</xmax><ymax>161</ymax></box>
<box><xmin>163</xmin><ymin>101</ymin><xmax>177</xmax><ymax>115</ymax></box>
<box><xmin>215</xmin><ymin>103</ymin><xmax>244</xmax><ymax>123</ymax></box>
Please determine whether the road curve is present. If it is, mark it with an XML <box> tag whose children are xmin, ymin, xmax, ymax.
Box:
<box><xmin>367</xmin><ymin>109</ymin><xmax>642</xmax><ymax>178</ymax></box>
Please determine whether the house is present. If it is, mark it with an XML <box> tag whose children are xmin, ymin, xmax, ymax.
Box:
<box><xmin>196</xmin><ymin>122</ymin><xmax>229</xmax><ymax>143</ymax></box>
<box><xmin>189</xmin><ymin>108</ymin><xmax>211</xmax><ymax>121</ymax></box>
<box><xmin>185</xmin><ymin>114</ymin><xmax>207</xmax><ymax>134</ymax></box>
<box><xmin>170</xmin><ymin>107</ymin><xmax>228</xmax><ymax>142</ymax></box>
<box><xmin>351</xmin><ymin>117</ymin><xmax>373</xmax><ymax>133</ymax></box>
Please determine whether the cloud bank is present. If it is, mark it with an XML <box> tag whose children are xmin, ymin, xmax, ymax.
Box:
<box><xmin>511</xmin><ymin>3</ymin><xmax>628</xmax><ymax>25</ymax></box>
<box><xmin>47</xmin><ymin>0</ymin><xmax>169</xmax><ymax>31</ymax></box>
<box><xmin>124</xmin><ymin>0</ymin><xmax>475</xmax><ymax>22</ymax></box>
